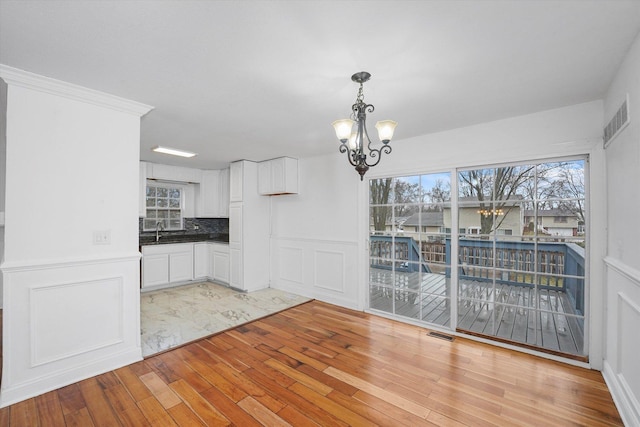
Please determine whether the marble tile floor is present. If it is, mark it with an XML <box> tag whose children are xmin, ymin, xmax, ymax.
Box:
<box><xmin>140</xmin><ymin>281</ymin><xmax>311</xmax><ymax>357</ymax></box>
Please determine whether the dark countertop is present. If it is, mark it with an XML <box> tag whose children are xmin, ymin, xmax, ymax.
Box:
<box><xmin>139</xmin><ymin>232</ymin><xmax>229</xmax><ymax>246</ymax></box>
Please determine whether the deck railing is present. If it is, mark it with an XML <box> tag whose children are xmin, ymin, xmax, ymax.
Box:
<box><xmin>370</xmin><ymin>235</ymin><xmax>585</xmax><ymax>315</ymax></box>
<box><xmin>369</xmin><ymin>236</ymin><xmax>430</xmax><ymax>273</ymax></box>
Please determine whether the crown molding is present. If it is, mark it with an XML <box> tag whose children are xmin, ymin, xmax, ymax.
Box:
<box><xmin>0</xmin><ymin>64</ymin><xmax>153</xmax><ymax>117</ymax></box>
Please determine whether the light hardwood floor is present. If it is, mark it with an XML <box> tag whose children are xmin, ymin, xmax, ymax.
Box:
<box><xmin>0</xmin><ymin>301</ymin><xmax>622</xmax><ymax>426</ymax></box>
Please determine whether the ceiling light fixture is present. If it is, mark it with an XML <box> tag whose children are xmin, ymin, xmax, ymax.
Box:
<box><xmin>152</xmin><ymin>146</ymin><xmax>198</xmax><ymax>158</ymax></box>
<box><xmin>332</xmin><ymin>71</ymin><xmax>397</xmax><ymax>180</ymax></box>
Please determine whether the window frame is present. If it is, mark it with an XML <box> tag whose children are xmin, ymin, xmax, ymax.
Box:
<box><xmin>143</xmin><ymin>181</ymin><xmax>186</xmax><ymax>231</ymax></box>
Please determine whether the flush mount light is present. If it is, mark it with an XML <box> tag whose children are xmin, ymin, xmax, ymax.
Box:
<box><xmin>332</xmin><ymin>71</ymin><xmax>397</xmax><ymax>180</ymax></box>
<box><xmin>151</xmin><ymin>146</ymin><xmax>198</xmax><ymax>158</ymax></box>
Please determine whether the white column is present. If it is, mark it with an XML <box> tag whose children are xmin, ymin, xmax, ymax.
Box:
<box><xmin>0</xmin><ymin>65</ymin><xmax>153</xmax><ymax>407</ymax></box>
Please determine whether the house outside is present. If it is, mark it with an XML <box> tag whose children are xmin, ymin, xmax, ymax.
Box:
<box><xmin>523</xmin><ymin>209</ymin><xmax>582</xmax><ymax>237</ymax></box>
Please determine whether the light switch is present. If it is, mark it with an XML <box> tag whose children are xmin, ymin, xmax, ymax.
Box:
<box><xmin>93</xmin><ymin>230</ymin><xmax>111</xmax><ymax>245</ymax></box>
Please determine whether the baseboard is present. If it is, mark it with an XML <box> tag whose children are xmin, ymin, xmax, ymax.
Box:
<box><xmin>603</xmin><ymin>360</ymin><xmax>640</xmax><ymax>426</ymax></box>
<box><xmin>0</xmin><ymin>347</ymin><xmax>142</xmax><ymax>408</ymax></box>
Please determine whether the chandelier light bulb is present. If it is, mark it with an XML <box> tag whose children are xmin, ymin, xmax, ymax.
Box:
<box><xmin>375</xmin><ymin>120</ymin><xmax>398</xmax><ymax>144</ymax></box>
<box><xmin>332</xmin><ymin>119</ymin><xmax>354</xmax><ymax>143</ymax></box>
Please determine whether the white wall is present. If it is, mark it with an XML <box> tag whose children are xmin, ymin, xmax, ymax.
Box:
<box><xmin>271</xmin><ymin>100</ymin><xmax>606</xmax><ymax>358</ymax></box>
<box><xmin>270</xmin><ymin>156</ymin><xmax>362</xmax><ymax>308</ymax></box>
<box><xmin>0</xmin><ymin>80</ymin><xmax>6</xmax><ymax>308</ymax></box>
<box><xmin>601</xmin><ymin>31</ymin><xmax>640</xmax><ymax>427</ymax></box>
<box><xmin>0</xmin><ymin>66</ymin><xmax>152</xmax><ymax>407</ymax></box>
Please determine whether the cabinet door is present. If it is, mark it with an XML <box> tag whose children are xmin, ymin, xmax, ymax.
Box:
<box><xmin>271</xmin><ymin>157</ymin><xmax>286</xmax><ymax>193</ymax></box>
<box><xmin>228</xmin><ymin>203</ymin><xmax>243</xmax><ymax>247</ymax></box>
<box><xmin>213</xmin><ymin>252</ymin><xmax>230</xmax><ymax>284</ymax></box>
<box><xmin>142</xmin><ymin>253</ymin><xmax>169</xmax><ymax>288</ymax></box>
<box><xmin>229</xmin><ymin>161</ymin><xmax>243</xmax><ymax>202</ymax></box>
<box><xmin>258</xmin><ymin>161</ymin><xmax>271</xmax><ymax>195</ymax></box>
<box><xmin>193</xmin><ymin>243</ymin><xmax>211</xmax><ymax>279</ymax></box>
<box><xmin>200</xmin><ymin>170</ymin><xmax>220</xmax><ymax>217</ymax></box>
<box><xmin>169</xmin><ymin>250</ymin><xmax>194</xmax><ymax>282</ymax></box>
<box><xmin>229</xmin><ymin>247</ymin><xmax>243</xmax><ymax>289</ymax></box>
<box><xmin>218</xmin><ymin>168</ymin><xmax>230</xmax><ymax>217</ymax></box>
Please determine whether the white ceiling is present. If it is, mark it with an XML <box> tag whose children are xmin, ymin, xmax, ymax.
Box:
<box><xmin>1</xmin><ymin>0</ymin><xmax>639</xmax><ymax>169</ymax></box>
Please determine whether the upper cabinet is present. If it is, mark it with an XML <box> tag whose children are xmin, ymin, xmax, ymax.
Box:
<box><xmin>140</xmin><ymin>161</ymin><xmax>230</xmax><ymax>218</ymax></box>
<box><xmin>147</xmin><ymin>163</ymin><xmax>201</xmax><ymax>183</ymax></box>
<box><xmin>258</xmin><ymin>157</ymin><xmax>298</xmax><ymax>196</ymax></box>
<box><xmin>199</xmin><ymin>168</ymin><xmax>229</xmax><ymax>217</ymax></box>
<box><xmin>229</xmin><ymin>161</ymin><xmax>244</xmax><ymax>202</ymax></box>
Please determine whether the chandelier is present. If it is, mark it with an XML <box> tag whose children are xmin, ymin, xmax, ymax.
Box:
<box><xmin>332</xmin><ymin>72</ymin><xmax>397</xmax><ymax>180</ymax></box>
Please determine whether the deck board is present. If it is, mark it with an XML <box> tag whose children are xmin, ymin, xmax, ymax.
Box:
<box><xmin>369</xmin><ymin>268</ymin><xmax>585</xmax><ymax>356</ymax></box>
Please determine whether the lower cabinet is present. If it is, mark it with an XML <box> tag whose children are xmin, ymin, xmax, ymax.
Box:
<box><xmin>170</xmin><ymin>247</ymin><xmax>195</xmax><ymax>283</ymax></box>
<box><xmin>194</xmin><ymin>242</ymin><xmax>211</xmax><ymax>279</ymax></box>
<box><xmin>141</xmin><ymin>242</ymin><xmax>230</xmax><ymax>290</ymax></box>
<box><xmin>142</xmin><ymin>243</ymin><xmax>193</xmax><ymax>289</ymax></box>
<box><xmin>212</xmin><ymin>244</ymin><xmax>230</xmax><ymax>284</ymax></box>
<box><xmin>141</xmin><ymin>252</ymin><xmax>169</xmax><ymax>288</ymax></box>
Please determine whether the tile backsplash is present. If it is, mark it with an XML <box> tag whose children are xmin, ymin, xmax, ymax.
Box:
<box><xmin>139</xmin><ymin>217</ymin><xmax>229</xmax><ymax>235</ymax></box>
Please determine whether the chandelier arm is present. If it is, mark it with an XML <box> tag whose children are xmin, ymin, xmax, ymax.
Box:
<box><xmin>339</xmin><ymin>144</ymin><xmax>359</xmax><ymax>167</ymax></box>
<box><xmin>364</xmin><ymin>145</ymin><xmax>392</xmax><ymax>168</ymax></box>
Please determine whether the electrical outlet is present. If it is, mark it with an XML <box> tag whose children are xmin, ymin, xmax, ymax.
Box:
<box><xmin>93</xmin><ymin>230</ymin><xmax>111</xmax><ymax>245</ymax></box>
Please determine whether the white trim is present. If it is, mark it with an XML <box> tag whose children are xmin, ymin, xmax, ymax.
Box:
<box><xmin>604</xmin><ymin>256</ymin><xmax>640</xmax><ymax>288</ymax></box>
<box><xmin>0</xmin><ymin>64</ymin><xmax>153</xmax><ymax>117</ymax></box>
<box><xmin>603</xmin><ymin>360</ymin><xmax>640</xmax><ymax>427</ymax></box>
<box><xmin>0</xmin><ymin>252</ymin><xmax>142</xmax><ymax>272</ymax></box>
<box><xmin>271</xmin><ymin>235</ymin><xmax>358</xmax><ymax>246</ymax></box>
<box><xmin>0</xmin><ymin>348</ymin><xmax>141</xmax><ymax>408</ymax></box>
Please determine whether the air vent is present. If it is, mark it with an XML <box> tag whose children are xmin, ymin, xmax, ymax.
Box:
<box><xmin>428</xmin><ymin>331</ymin><xmax>454</xmax><ymax>341</ymax></box>
<box><xmin>604</xmin><ymin>95</ymin><xmax>630</xmax><ymax>148</ymax></box>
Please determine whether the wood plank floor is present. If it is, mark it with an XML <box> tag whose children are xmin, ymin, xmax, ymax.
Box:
<box><xmin>0</xmin><ymin>300</ymin><xmax>622</xmax><ymax>426</ymax></box>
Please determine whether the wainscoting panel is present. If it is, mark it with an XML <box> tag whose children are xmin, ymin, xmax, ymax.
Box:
<box><xmin>603</xmin><ymin>257</ymin><xmax>640</xmax><ymax>426</ymax></box>
<box><xmin>278</xmin><ymin>247</ymin><xmax>303</xmax><ymax>285</ymax></box>
<box><xmin>271</xmin><ymin>237</ymin><xmax>359</xmax><ymax>309</ymax></box>
<box><xmin>314</xmin><ymin>250</ymin><xmax>345</xmax><ymax>292</ymax></box>
<box><xmin>0</xmin><ymin>254</ymin><xmax>142</xmax><ymax>408</ymax></box>
<box><xmin>30</xmin><ymin>277</ymin><xmax>124</xmax><ymax>366</ymax></box>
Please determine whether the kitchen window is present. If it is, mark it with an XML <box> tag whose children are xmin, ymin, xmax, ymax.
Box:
<box><xmin>144</xmin><ymin>183</ymin><xmax>184</xmax><ymax>231</ymax></box>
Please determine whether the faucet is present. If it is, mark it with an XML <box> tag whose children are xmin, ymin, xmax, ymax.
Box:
<box><xmin>155</xmin><ymin>221</ymin><xmax>165</xmax><ymax>242</ymax></box>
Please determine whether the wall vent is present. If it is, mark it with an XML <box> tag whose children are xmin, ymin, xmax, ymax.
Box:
<box><xmin>604</xmin><ymin>95</ymin><xmax>630</xmax><ymax>148</ymax></box>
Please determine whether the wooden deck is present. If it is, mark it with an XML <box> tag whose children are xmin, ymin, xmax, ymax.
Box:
<box><xmin>369</xmin><ymin>269</ymin><xmax>585</xmax><ymax>356</ymax></box>
<box><xmin>0</xmin><ymin>300</ymin><xmax>622</xmax><ymax>426</ymax></box>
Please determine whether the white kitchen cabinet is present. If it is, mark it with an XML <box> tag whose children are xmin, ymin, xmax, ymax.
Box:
<box><xmin>141</xmin><ymin>252</ymin><xmax>169</xmax><ymax>288</ymax></box>
<box><xmin>199</xmin><ymin>168</ymin><xmax>230</xmax><ymax>217</ymax></box>
<box><xmin>258</xmin><ymin>157</ymin><xmax>298</xmax><ymax>195</ymax></box>
<box><xmin>141</xmin><ymin>243</ymin><xmax>194</xmax><ymax>288</ymax></box>
<box><xmin>228</xmin><ymin>160</ymin><xmax>270</xmax><ymax>291</ymax></box>
<box><xmin>193</xmin><ymin>242</ymin><xmax>211</xmax><ymax>279</ymax></box>
<box><xmin>212</xmin><ymin>243</ymin><xmax>230</xmax><ymax>284</ymax></box>
<box><xmin>218</xmin><ymin>168</ymin><xmax>230</xmax><ymax>216</ymax></box>
<box><xmin>142</xmin><ymin>242</ymin><xmax>230</xmax><ymax>289</ymax></box>
<box><xmin>148</xmin><ymin>163</ymin><xmax>201</xmax><ymax>183</ymax></box>
<box><xmin>229</xmin><ymin>161</ymin><xmax>244</xmax><ymax>202</ymax></box>
<box><xmin>229</xmin><ymin>247</ymin><xmax>242</xmax><ymax>289</ymax></box>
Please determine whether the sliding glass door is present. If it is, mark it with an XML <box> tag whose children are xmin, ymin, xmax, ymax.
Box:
<box><xmin>369</xmin><ymin>173</ymin><xmax>452</xmax><ymax>327</ymax></box>
<box><xmin>368</xmin><ymin>158</ymin><xmax>587</xmax><ymax>359</ymax></box>
<box><xmin>457</xmin><ymin>160</ymin><xmax>586</xmax><ymax>358</ymax></box>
